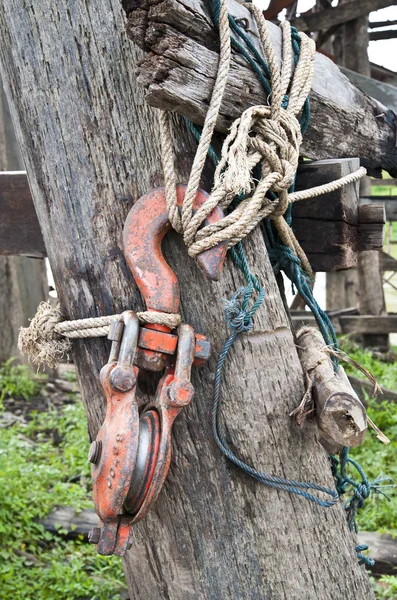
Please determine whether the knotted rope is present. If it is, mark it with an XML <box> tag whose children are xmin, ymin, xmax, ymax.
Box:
<box><xmin>18</xmin><ymin>302</ymin><xmax>181</xmax><ymax>368</ymax></box>
<box><xmin>159</xmin><ymin>7</ymin><xmax>366</xmax><ymax>278</ymax></box>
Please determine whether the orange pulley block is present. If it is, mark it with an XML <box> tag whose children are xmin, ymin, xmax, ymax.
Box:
<box><xmin>88</xmin><ymin>186</ymin><xmax>226</xmax><ymax>555</ymax></box>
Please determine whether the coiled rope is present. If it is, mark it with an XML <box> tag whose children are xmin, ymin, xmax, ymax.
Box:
<box><xmin>158</xmin><ymin>6</ymin><xmax>365</xmax><ymax>278</ymax></box>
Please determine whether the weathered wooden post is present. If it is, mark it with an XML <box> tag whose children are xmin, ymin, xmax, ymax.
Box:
<box><xmin>1</xmin><ymin>0</ymin><xmax>392</xmax><ymax>597</ymax></box>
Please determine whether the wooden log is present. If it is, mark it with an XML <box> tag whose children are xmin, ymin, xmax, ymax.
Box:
<box><xmin>124</xmin><ymin>0</ymin><xmax>397</xmax><ymax>175</ymax></box>
<box><xmin>0</xmin><ymin>0</ymin><xmax>375</xmax><ymax>597</ymax></box>
<box><xmin>357</xmin><ymin>532</ymin><xmax>397</xmax><ymax>576</ymax></box>
<box><xmin>292</xmin><ymin>0</ymin><xmax>393</xmax><ymax>32</ymax></box>
<box><xmin>296</xmin><ymin>327</ymin><xmax>367</xmax><ymax>454</ymax></box>
<box><xmin>0</xmin><ymin>172</ymin><xmax>45</xmax><ymax>257</ymax></box>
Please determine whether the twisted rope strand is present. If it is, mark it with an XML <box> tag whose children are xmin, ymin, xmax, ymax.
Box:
<box><xmin>18</xmin><ymin>302</ymin><xmax>181</xmax><ymax>368</ymax></box>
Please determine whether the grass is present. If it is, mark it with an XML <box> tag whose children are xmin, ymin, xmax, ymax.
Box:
<box><xmin>0</xmin><ymin>363</ymin><xmax>127</xmax><ymax>600</ymax></box>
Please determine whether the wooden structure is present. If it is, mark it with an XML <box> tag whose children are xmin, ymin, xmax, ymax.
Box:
<box><xmin>0</xmin><ymin>0</ymin><xmax>392</xmax><ymax>597</ymax></box>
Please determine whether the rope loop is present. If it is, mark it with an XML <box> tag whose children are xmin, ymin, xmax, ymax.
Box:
<box><xmin>223</xmin><ymin>288</ymin><xmax>254</xmax><ymax>334</ymax></box>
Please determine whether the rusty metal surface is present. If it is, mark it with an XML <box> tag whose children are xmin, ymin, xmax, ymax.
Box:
<box><xmin>123</xmin><ymin>185</ymin><xmax>227</xmax><ymax>313</ymax></box>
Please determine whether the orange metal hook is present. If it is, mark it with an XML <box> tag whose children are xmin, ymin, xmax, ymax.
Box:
<box><xmin>89</xmin><ymin>186</ymin><xmax>226</xmax><ymax>556</ymax></box>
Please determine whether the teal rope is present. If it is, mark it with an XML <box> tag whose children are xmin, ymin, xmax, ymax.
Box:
<box><xmin>331</xmin><ymin>447</ymin><xmax>391</xmax><ymax>567</ymax></box>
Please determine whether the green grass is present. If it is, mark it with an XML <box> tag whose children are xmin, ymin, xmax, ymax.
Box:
<box><xmin>338</xmin><ymin>339</ymin><xmax>397</xmax><ymax>598</ymax></box>
<box><xmin>0</xmin><ymin>374</ymin><xmax>126</xmax><ymax>600</ymax></box>
<box><xmin>0</xmin><ymin>358</ymin><xmax>45</xmax><ymax>405</ymax></box>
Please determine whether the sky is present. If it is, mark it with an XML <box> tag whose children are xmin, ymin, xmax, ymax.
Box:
<box><xmin>255</xmin><ymin>0</ymin><xmax>397</xmax><ymax>72</ymax></box>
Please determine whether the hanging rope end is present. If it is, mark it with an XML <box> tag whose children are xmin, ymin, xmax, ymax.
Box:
<box><xmin>18</xmin><ymin>301</ymin><xmax>71</xmax><ymax>369</ymax></box>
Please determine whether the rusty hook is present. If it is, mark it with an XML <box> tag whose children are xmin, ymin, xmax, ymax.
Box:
<box><xmin>123</xmin><ymin>184</ymin><xmax>227</xmax><ymax>314</ymax></box>
<box><xmin>89</xmin><ymin>186</ymin><xmax>226</xmax><ymax>556</ymax></box>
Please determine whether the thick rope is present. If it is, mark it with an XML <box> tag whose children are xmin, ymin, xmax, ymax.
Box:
<box><xmin>158</xmin><ymin>8</ymin><xmax>366</xmax><ymax>278</ymax></box>
<box><xmin>18</xmin><ymin>302</ymin><xmax>181</xmax><ymax>368</ymax></box>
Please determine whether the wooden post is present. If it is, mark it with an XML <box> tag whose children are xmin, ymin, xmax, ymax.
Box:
<box><xmin>337</xmin><ymin>5</ymin><xmax>389</xmax><ymax>351</ymax></box>
<box><xmin>0</xmin><ymin>1</ymin><xmax>374</xmax><ymax>598</ymax></box>
<box><xmin>0</xmin><ymin>78</ymin><xmax>47</xmax><ymax>363</ymax></box>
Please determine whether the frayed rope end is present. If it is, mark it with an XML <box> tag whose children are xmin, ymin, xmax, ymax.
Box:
<box><xmin>18</xmin><ymin>301</ymin><xmax>71</xmax><ymax>369</ymax></box>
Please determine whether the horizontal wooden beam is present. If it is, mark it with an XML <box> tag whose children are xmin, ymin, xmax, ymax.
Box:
<box><xmin>0</xmin><ymin>163</ymin><xmax>384</xmax><ymax>270</ymax></box>
<box><xmin>340</xmin><ymin>67</ymin><xmax>397</xmax><ymax>115</ymax></box>
<box><xmin>349</xmin><ymin>374</ymin><xmax>397</xmax><ymax>405</ymax></box>
<box><xmin>370</xmin><ymin>29</ymin><xmax>397</xmax><ymax>42</ymax></box>
<box><xmin>357</xmin><ymin>532</ymin><xmax>397</xmax><ymax>577</ymax></box>
<box><xmin>369</xmin><ymin>19</ymin><xmax>397</xmax><ymax>29</ymax></box>
<box><xmin>371</xmin><ymin>178</ymin><xmax>397</xmax><ymax>186</ymax></box>
<box><xmin>292</xmin><ymin>311</ymin><xmax>397</xmax><ymax>334</ymax></box>
<box><xmin>292</xmin><ymin>0</ymin><xmax>393</xmax><ymax>32</ymax></box>
<box><xmin>123</xmin><ymin>0</ymin><xmax>397</xmax><ymax>176</ymax></box>
<box><xmin>0</xmin><ymin>171</ymin><xmax>45</xmax><ymax>257</ymax></box>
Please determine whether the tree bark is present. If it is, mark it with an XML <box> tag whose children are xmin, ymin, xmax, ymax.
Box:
<box><xmin>0</xmin><ymin>1</ymin><xmax>374</xmax><ymax>598</ymax></box>
<box><xmin>0</xmin><ymin>79</ymin><xmax>47</xmax><ymax>363</ymax></box>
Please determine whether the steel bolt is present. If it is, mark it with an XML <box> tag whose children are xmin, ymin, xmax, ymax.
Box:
<box><xmin>88</xmin><ymin>527</ymin><xmax>101</xmax><ymax>544</ymax></box>
<box><xmin>88</xmin><ymin>440</ymin><xmax>102</xmax><ymax>465</ymax></box>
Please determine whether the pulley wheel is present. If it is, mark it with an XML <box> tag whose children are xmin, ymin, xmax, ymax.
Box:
<box><xmin>124</xmin><ymin>409</ymin><xmax>160</xmax><ymax>515</ymax></box>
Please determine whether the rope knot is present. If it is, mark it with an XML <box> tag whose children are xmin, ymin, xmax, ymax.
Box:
<box><xmin>223</xmin><ymin>288</ymin><xmax>253</xmax><ymax>333</ymax></box>
<box><xmin>18</xmin><ymin>302</ymin><xmax>72</xmax><ymax>368</ymax></box>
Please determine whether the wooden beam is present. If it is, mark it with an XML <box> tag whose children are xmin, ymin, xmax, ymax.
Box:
<box><xmin>349</xmin><ymin>374</ymin><xmax>397</xmax><ymax>404</ymax></box>
<box><xmin>0</xmin><ymin>172</ymin><xmax>45</xmax><ymax>257</ymax></box>
<box><xmin>371</xmin><ymin>178</ymin><xmax>397</xmax><ymax>186</ymax></box>
<box><xmin>340</xmin><ymin>67</ymin><xmax>397</xmax><ymax>115</ymax></box>
<box><xmin>1</xmin><ymin>162</ymin><xmax>384</xmax><ymax>271</ymax></box>
<box><xmin>370</xmin><ymin>29</ymin><xmax>397</xmax><ymax>41</ymax></box>
<box><xmin>369</xmin><ymin>19</ymin><xmax>397</xmax><ymax>29</ymax></box>
<box><xmin>292</xmin><ymin>0</ymin><xmax>394</xmax><ymax>32</ymax></box>
<box><xmin>292</xmin><ymin>311</ymin><xmax>397</xmax><ymax>334</ymax></box>
<box><xmin>357</xmin><ymin>532</ymin><xmax>397</xmax><ymax>576</ymax></box>
<box><xmin>125</xmin><ymin>0</ymin><xmax>397</xmax><ymax>176</ymax></box>
<box><xmin>293</xmin><ymin>159</ymin><xmax>385</xmax><ymax>271</ymax></box>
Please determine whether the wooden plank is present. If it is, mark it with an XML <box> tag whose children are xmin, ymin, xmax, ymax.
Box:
<box><xmin>292</xmin><ymin>0</ymin><xmax>393</xmax><ymax>32</ymax></box>
<box><xmin>125</xmin><ymin>0</ymin><xmax>397</xmax><ymax>175</ymax></box>
<box><xmin>357</xmin><ymin>532</ymin><xmax>397</xmax><ymax>576</ymax></box>
<box><xmin>370</xmin><ymin>29</ymin><xmax>397</xmax><ymax>42</ymax></box>
<box><xmin>291</xmin><ymin>312</ymin><xmax>397</xmax><ymax>334</ymax></box>
<box><xmin>40</xmin><ymin>508</ymin><xmax>99</xmax><ymax>540</ymax></box>
<box><xmin>0</xmin><ymin>172</ymin><xmax>45</xmax><ymax>257</ymax></box>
